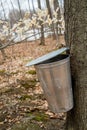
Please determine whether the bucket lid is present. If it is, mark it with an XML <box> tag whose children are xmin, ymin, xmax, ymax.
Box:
<box><xmin>26</xmin><ymin>47</ymin><xmax>69</xmax><ymax>67</ymax></box>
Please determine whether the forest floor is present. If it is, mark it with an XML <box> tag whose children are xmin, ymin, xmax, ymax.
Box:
<box><xmin>0</xmin><ymin>36</ymin><xmax>66</xmax><ymax>130</ymax></box>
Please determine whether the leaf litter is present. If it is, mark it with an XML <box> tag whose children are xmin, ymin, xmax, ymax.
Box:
<box><xmin>0</xmin><ymin>37</ymin><xmax>66</xmax><ymax>130</ymax></box>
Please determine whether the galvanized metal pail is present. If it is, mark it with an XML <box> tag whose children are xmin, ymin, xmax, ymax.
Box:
<box><xmin>35</xmin><ymin>54</ymin><xmax>73</xmax><ymax>113</ymax></box>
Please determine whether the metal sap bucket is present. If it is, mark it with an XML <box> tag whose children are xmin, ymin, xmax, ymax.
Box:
<box><xmin>35</xmin><ymin>54</ymin><xmax>73</xmax><ymax>113</ymax></box>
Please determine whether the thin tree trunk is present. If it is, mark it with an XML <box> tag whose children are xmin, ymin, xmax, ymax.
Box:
<box><xmin>53</xmin><ymin>0</ymin><xmax>61</xmax><ymax>45</ymax></box>
<box><xmin>10</xmin><ymin>0</ymin><xmax>17</xmax><ymax>20</ymax></box>
<box><xmin>1</xmin><ymin>0</ymin><xmax>6</xmax><ymax>20</ymax></box>
<box><xmin>28</xmin><ymin>0</ymin><xmax>37</xmax><ymax>42</ymax></box>
<box><xmin>54</xmin><ymin>0</ymin><xmax>61</xmax><ymax>35</ymax></box>
<box><xmin>1</xmin><ymin>49</ymin><xmax>6</xmax><ymax>60</ymax></box>
<box><xmin>0</xmin><ymin>42</ymin><xmax>7</xmax><ymax>60</ymax></box>
<box><xmin>64</xmin><ymin>0</ymin><xmax>87</xmax><ymax>130</ymax></box>
<box><xmin>38</xmin><ymin>0</ymin><xmax>45</xmax><ymax>45</ymax></box>
<box><xmin>46</xmin><ymin>0</ymin><xmax>56</xmax><ymax>39</ymax></box>
<box><xmin>17</xmin><ymin>0</ymin><xmax>23</xmax><ymax>19</ymax></box>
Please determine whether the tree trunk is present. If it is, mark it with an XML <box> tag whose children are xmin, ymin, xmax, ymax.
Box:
<box><xmin>38</xmin><ymin>0</ymin><xmax>45</xmax><ymax>45</ymax></box>
<box><xmin>46</xmin><ymin>0</ymin><xmax>56</xmax><ymax>39</ymax></box>
<box><xmin>54</xmin><ymin>0</ymin><xmax>61</xmax><ymax>35</ymax></box>
<box><xmin>0</xmin><ymin>43</ymin><xmax>7</xmax><ymax>60</ymax></box>
<box><xmin>1</xmin><ymin>49</ymin><xmax>6</xmax><ymax>60</ymax></box>
<box><xmin>64</xmin><ymin>0</ymin><xmax>87</xmax><ymax>130</ymax></box>
<box><xmin>53</xmin><ymin>0</ymin><xmax>61</xmax><ymax>45</ymax></box>
<box><xmin>17</xmin><ymin>0</ymin><xmax>23</xmax><ymax>19</ymax></box>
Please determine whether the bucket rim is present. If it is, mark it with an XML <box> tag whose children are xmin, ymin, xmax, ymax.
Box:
<box><xmin>26</xmin><ymin>47</ymin><xmax>69</xmax><ymax>67</ymax></box>
<box><xmin>35</xmin><ymin>55</ymin><xmax>70</xmax><ymax>68</ymax></box>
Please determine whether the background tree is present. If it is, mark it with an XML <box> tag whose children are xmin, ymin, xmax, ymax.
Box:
<box><xmin>53</xmin><ymin>0</ymin><xmax>61</xmax><ymax>35</ymax></box>
<box><xmin>17</xmin><ymin>0</ymin><xmax>23</xmax><ymax>19</ymax></box>
<box><xmin>46</xmin><ymin>0</ymin><xmax>56</xmax><ymax>39</ymax></box>
<box><xmin>0</xmin><ymin>0</ymin><xmax>7</xmax><ymax>20</ymax></box>
<box><xmin>38</xmin><ymin>0</ymin><xmax>45</xmax><ymax>45</ymax></box>
<box><xmin>0</xmin><ymin>42</ymin><xmax>7</xmax><ymax>60</ymax></box>
<box><xmin>53</xmin><ymin>0</ymin><xmax>61</xmax><ymax>45</ymax></box>
<box><xmin>64</xmin><ymin>0</ymin><xmax>87</xmax><ymax>130</ymax></box>
<box><xmin>9</xmin><ymin>9</ymin><xmax>25</xmax><ymax>27</ymax></box>
<box><xmin>0</xmin><ymin>0</ymin><xmax>64</xmax><ymax>60</ymax></box>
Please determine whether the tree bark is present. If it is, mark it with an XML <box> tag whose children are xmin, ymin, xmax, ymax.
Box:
<box><xmin>64</xmin><ymin>0</ymin><xmax>87</xmax><ymax>130</ymax></box>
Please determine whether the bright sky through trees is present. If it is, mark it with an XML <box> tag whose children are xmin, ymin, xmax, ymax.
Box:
<box><xmin>0</xmin><ymin>0</ymin><xmax>63</xmax><ymax>19</ymax></box>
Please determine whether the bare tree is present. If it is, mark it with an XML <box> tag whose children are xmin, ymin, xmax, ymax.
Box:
<box><xmin>64</xmin><ymin>0</ymin><xmax>87</xmax><ymax>130</ymax></box>
<box><xmin>53</xmin><ymin>0</ymin><xmax>61</xmax><ymax>35</ymax></box>
<box><xmin>46</xmin><ymin>0</ymin><xmax>56</xmax><ymax>39</ymax></box>
<box><xmin>0</xmin><ymin>43</ymin><xmax>7</xmax><ymax>60</ymax></box>
<box><xmin>17</xmin><ymin>0</ymin><xmax>23</xmax><ymax>19</ymax></box>
<box><xmin>10</xmin><ymin>0</ymin><xmax>17</xmax><ymax>19</ymax></box>
<box><xmin>9</xmin><ymin>9</ymin><xmax>25</xmax><ymax>27</ymax></box>
<box><xmin>37</xmin><ymin>0</ymin><xmax>45</xmax><ymax>45</ymax></box>
<box><xmin>0</xmin><ymin>0</ymin><xmax>7</xmax><ymax>20</ymax></box>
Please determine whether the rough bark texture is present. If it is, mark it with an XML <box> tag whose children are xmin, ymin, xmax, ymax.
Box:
<box><xmin>64</xmin><ymin>0</ymin><xmax>87</xmax><ymax>130</ymax></box>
